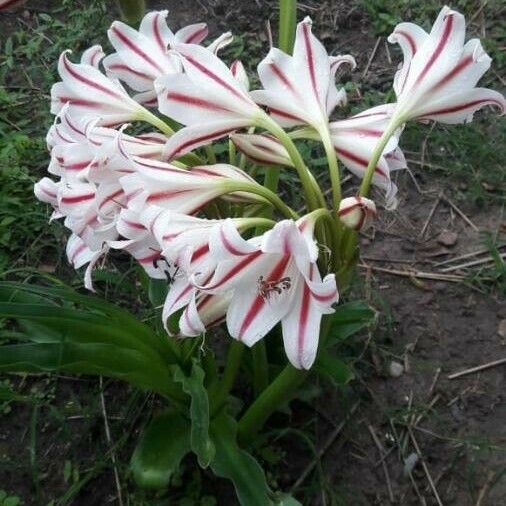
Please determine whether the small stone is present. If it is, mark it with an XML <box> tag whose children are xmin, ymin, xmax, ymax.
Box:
<box><xmin>388</xmin><ymin>361</ymin><xmax>404</xmax><ymax>378</ymax></box>
<box><xmin>498</xmin><ymin>319</ymin><xmax>506</xmax><ymax>340</ymax></box>
<box><xmin>437</xmin><ymin>230</ymin><xmax>458</xmax><ymax>247</ymax></box>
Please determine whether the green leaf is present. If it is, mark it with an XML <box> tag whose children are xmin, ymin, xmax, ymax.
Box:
<box><xmin>174</xmin><ymin>361</ymin><xmax>215</xmax><ymax>467</ymax></box>
<box><xmin>324</xmin><ymin>301</ymin><xmax>375</xmax><ymax>348</ymax></box>
<box><xmin>314</xmin><ymin>354</ymin><xmax>354</xmax><ymax>385</ymax></box>
<box><xmin>0</xmin><ymin>382</ymin><xmax>26</xmax><ymax>402</ymax></box>
<box><xmin>131</xmin><ymin>410</ymin><xmax>191</xmax><ymax>489</ymax></box>
<box><xmin>0</xmin><ymin>342</ymin><xmax>180</xmax><ymax>399</ymax></box>
<box><xmin>148</xmin><ymin>278</ymin><xmax>169</xmax><ymax>308</ymax></box>
<box><xmin>210</xmin><ymin>413</ymin><xmax>272</xmax><ymax>506</ymax></box>
<box><xmin>275</xmin><ymin>496</ymin><xmax>303</xmax><ymax>506</ymax></box>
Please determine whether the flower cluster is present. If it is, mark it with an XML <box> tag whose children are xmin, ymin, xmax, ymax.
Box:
<box><xmin>35</xmin><ymin>8</ymin><xmax>504</xmax><ymax>369</ymax></box>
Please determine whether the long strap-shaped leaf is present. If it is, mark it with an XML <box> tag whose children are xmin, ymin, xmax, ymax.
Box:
<box><xmin>0</xmin><ymin>342</ymin><xmax>183</xmax><ymax>401</ymax></box>
<box><xmin>210</xmin><ymin>413</ymin><xmax>272</xmax><ymax>506</ymax></box>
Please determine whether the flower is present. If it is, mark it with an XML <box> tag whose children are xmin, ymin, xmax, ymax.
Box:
<box><xmin>104</xmin><ymin>10</ymin><xmax>210</xmax><ymax>107</ymax></box>
<box><xmin>51</xmin><ymin>48</ymin><xmax>146</xmax><ymax>126</ymax></box>
<box><xmin>155</xmin><ymin>42</ymin><xmax>264</xmax><ymax>160</ymax></box>
<box><xmin>388</xmin><ymin>6</ymin><xmax>505</xmax><ymax>124</ymax></box>
<box><xmin>250</xmin><ymin>16</ymin><xmax>354</xmax><ymax>130</ymax></box>
<box><xmin>121</xmin><ymin>158</ymin><xmax>267</xmax><ymax>214</ymax></box>
<box><xmin>329</xmin><ymin>104</ymin><xmax>406</xmax><ymax>209</ymax></box>
<box><xmin>338</xmin><ymin>196</ymin><xmax>377</xmax><ymax>230</ymax></box>
<box><xmin>194</xmin><ymin>217</ymin><xmax>338</xmax><ymax>369</ymax></box>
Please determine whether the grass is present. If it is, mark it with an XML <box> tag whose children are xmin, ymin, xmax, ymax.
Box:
<box><xmin>0</xmin><ymin>0</ymin><xmax>505</xmax><ymax>504</ymax></box>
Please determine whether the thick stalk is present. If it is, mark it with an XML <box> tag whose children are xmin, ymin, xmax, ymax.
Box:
<box><xmin>139</xmin><ymin>109</ymin><xmax>174</xmax><ymax>137</ymax></box>
<box><xmin>116</xmin><ymin>0</ymin><xmax>145</xmax><ymax>24</ymax></box>
<box><xmin>319</xmin><ymin>127</ymin><xmax>341</xmax><ymax>210</ymax></box>
<box><xmin>238</xmin><ymin>365</ymin><xmax>308</xmax><ymax>441</ymax></box>
<box><xmin>211</xmin><ymin>340</ymin><xmax>244</xmax><ymax>416</ymax></box>
<box><xmin>279</xmin><ymin>0</ymin><xmax>297</xmax><ymax>54</ymax></box>
<box><xmin>252</xmin><ymin>341</ymin><xmax>269</xmax><ymax>396</ymax></box>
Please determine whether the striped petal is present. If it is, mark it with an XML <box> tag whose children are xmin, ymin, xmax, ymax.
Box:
<box><xmin>282</xmin><ymin>271</ymin><xmax>338</xmax><ymax>369</ymax></box>
<box><xmin>51</xmin><ymin>51</ymin><xmax>141</xmax><ymax>125</ymax></box>
<box><xmin>162</xmin><ymin>119</ymin><xmax>250</xmax><ymax>161</ymax></box>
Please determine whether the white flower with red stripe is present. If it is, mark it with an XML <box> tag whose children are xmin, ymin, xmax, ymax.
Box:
<box><xmin>141</xmin><ymin>208</ymin><xmax>256</xmax><ymax>336</ymax></box>
<box><xmin>388</xmin><ymin>6</ymin><xmax>505</xmax><ymax>124</ymax></box>
<box><xmin>51</xmin><ymin>50</ymin><xmax>144</xmax><ymax>127</ymax></box>
<box><xmin>155</xmin><ymin>42</ymin><xmax>265</xmax><ymax>160</ymax></box>
<box><xmin>195</xmin><ymin>216</ymin><xmax>338</xmax><ymax>369</ymax></box>
<box><xmin>338</xmin><ymin>196</ymin><xmax>377</xmax><ymax>231</ymax></box>
<box><xmin>121</xmin><ymin>158</ymin><xmax>267</xmax><ymax>214</ymax></box>
<box><xmin>251</xmin><ymin>17</ymin><xmax>354</xmax><ymax>130</ymax></box>
<box><xmin>104</xmin><ymin>10</ymin><xmax>210</xmax><ymax>107</ymax></box>
<box><xmin>329</xmin><ymin>104</ymin><xmax>406</xmax><ymax>209</ymax></box>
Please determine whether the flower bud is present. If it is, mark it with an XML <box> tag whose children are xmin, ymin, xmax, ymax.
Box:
<box><xmin>337</xmin><ymin>196</ymin><xmax>377</xmax><ymax>230</ymax></box>
<box><xmin>230</xmin><ymin>60</ymin><xmax>250</xmax><ymax>91</ymax></box>
<box><xmin>230</xmin><ymin>133</ymin><xmax>293</xmax><ymax>167</ymax></box>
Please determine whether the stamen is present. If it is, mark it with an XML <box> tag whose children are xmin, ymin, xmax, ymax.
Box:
<box><xmin>257</xmin><ymin>275</ymin><xmax>292</xmax><ymax>300</ymax></box>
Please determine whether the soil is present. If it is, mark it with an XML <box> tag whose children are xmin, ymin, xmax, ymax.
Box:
<box><xmin>0</xmin><ymin>1</ymin><xmax>504</xmax><ymax>505</ymax></box>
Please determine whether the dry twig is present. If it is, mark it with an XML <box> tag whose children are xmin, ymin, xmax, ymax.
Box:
<box><xmin>367</xmin><ymin>424</ymin><xmax>395</xmax><ymax>502</ymax></box>
<box><xmin>99</xmin><ymin>377</ymin><xmax>124</xmax><ymax>506</ymax></box>
<box><xmin>362</xmin><ymin>36</ymin><xmax>381</xmax><ymax>78</ymax></box>
<box><xmin>448</xmin><ymin>358</ymin><xmax>506</xmax><ymax>380</ymax></box>
<box><xmin>441</xmin><ymin>196</ymin><xmax>479</xmax><ymax>232</ymax></box>
<box><xmin>408</xmin><ymin>426</ymin><xmax>444</xmax><ymax>506</ymax></box>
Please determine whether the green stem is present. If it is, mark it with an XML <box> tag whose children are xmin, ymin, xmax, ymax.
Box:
<box><xmin>279</xmin><ymin>0</ymin><xmax>297</xmax><ymax>54</ymax></box>
<box><xmin>258</xmin><ymin>115</ymin><xmax>324</xmax><ymax>211</ymax></box>
<box><xmin>228</xmin><ymin>139</ymin><xmax>237</xmax><ymax>165</ymax></box>
<box><xmin>116</xmin><ymin>0</ymin><xmax>145</xmax><ymax>24</ymax></box>
<box><xmin>211</xmin><ymin>340</ymin><xmax>244</xmax><ymax>416</ymax></box>
<box><xmin>358</xmin><ymin>118</ymin><xmax>401</xmax><ymax>198</ymax></box>
<box><xmin>222</xmin><ymin>181</ymin><xmax>299</xmax><ymax>220</ymax></box>
<box><xmin>238</xmin><ymin>365</ymin><xmax>308</xmax><ymax>441</ymax></box>
<box><xmin>205</xmin><ymin>145</ymin><xmax>217</xmax><ymax>164</ymax></box>
<box><xmin>319</xmin><ymin>127</ymin><xmax>341</xmax><ymax>210</ymax></box>
<box><xmin>252</xmin><ymin>341</ymin><xmax>269</xmax><ymax>396</ymax></box>
<box><xmin>139</xmin><ymin>109</ymin><xmax>174</xmax><ymax>136</ymax></box>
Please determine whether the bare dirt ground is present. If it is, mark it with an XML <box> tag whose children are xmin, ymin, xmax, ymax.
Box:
<box><xmin>0</xmin><ymin>0</ymin><xmax>504</xmax><ymax>504</ymax></box>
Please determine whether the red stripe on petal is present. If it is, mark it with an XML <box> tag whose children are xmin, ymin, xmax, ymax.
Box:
<box><xmin>268</xmin><ymin>107</ymin><xmax>304</xmax><ymax>123</ymax></box>
<box><xmin>153</xmin><ymin>14</ymin><xmax>165</xmax><ymax>52</ymax></box>
<box><xmin>269</xmin><ymin>63</ymin><xmax>296</xmax><ymax>94</ymax></box>
<box><xmin>430</xmin><ymin>55</ymin><xmax>474</xmax><ymax>91</ymax></box>
<box><xmin>70</xmin><ymin>242</ymin><xmax>87</xmax><ymax>263</ymax></box>
<box><xmin>108</xmin><ymin>63</ymin><xmax>152</xmax><ymax>80</ymax></box>
<box><xmin>111</xmin><ymin>26</ymin><xmax>164</xmax><ymax>73</ymax></box>
<box><xmin>238</xmin><ymin>255</ymin><xmax>290</xmax><ymax>339</ymax></box>
<box><xmin>206</xmin><ymin>250</ymin><xmax>262</xmax><ymax>290</ymax></box>
<box><xmin>415</xmin><ymin>14</ymin><xmax>454</xmax><ymax>86</ymax></box>
<box><xmin>183</xmin><ymin>55</ymin><xmax>249</xmax><ymax>104</ymax></box>
<box><xmin>185</xmin><ymin>27</ymin><xmax>208</xmax><ymax>44</ymax></box>
<box><xmin>147</xmin><ymin>188</ymin><xmax>193</xmax><ymax>203</ymax></box>
<box><xmin>302</xmin><ymin>22</ymin><xmax>320</xmax><ymax>107</ymax></box>
<box><xmin>167</xmin><ymin>127</ymin><xmax>236</xmax><ymax>159</ymax></box>
<box><xmin>296</xmin><ymin>281</ymin><xmax>311</xmax><ymax>366</ymax></box>
<box><xmin>61</xmin><ymin>193</ymin><xmax>95</xmax><ymax>204</ymax></box>
<box><xmin>63</xmin><ymin>57</ymin><xmax>122</xmax><ymax>99</ymax></box>
<box><xmin>335</xmin><ymin>147</ymin><xmax>388</xmax><ymax>178</ymax></box>
<box><xmin>166</xmin><ymin>92</ymin><xmax>232</xmax><ymax>112</ymax></box>
<box><xmin>138</xmin><ymin>251</ymin><xmax>161</xmax><ymax>264</ymax></box>
<box><xmin>98</xmin><ymin>188</ymin><xmax>123</xmax><ymax>210</ymax></box>
<box><xmin>395</xmin><ymin>29</ymin><xmax>417</xmax><ymax>54</ymax></box>
<box><xmin>191</xmin><ymin>244</ymin><xmax>210</xmax><ymax>262</ymax></box>
<box><xmin>220</xmin><ymin>227</ymin><xmax>247</xmax><ymax>255</ymax></box>
<box><xmin>420</xmin><ymin>98</ymin><xmax>504</xmax><ymax>117</ymax></box>
<box><xmin>122</xmin><ymin>219</ymin><xmax>145</xmax><ymax>230</ymax></box>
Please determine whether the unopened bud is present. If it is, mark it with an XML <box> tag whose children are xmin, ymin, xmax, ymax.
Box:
<box><xmin>230</xmin><ymin>133</ymin><xmax>293</xmax><ymax>167</ymax></box>
<box><xmin>337</xmin><ymin>196</ymin><xmax>377</xmax><ymax>230</ymax></box>
<box><xmin>230</xmin><ymin>60</ymin><xmax>250</xmax><ymax>91</ymax></box>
